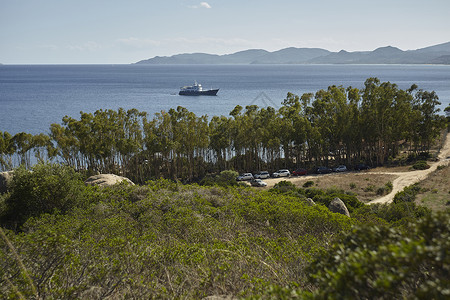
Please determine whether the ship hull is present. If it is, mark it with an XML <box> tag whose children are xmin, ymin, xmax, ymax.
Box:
<box><xmin>179</xmin><ymin>89</ymin><xmax>219</xmax><ymax>96</ymax></box>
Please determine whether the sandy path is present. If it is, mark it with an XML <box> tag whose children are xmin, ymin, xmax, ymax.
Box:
<box><xmin>257</xmin><ymin>133</ymin><xmax>450</xmax><ymax>205</ymax></box>
<box><xmin>369</xmin><ymin>133</ymin><xmax>450</xmax><ymax>204</ymax></box>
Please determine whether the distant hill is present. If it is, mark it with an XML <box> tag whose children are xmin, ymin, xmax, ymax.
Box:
<box><xmin>135</xmin><ymin>41</ymin><xmax>450</xmax><ymax>65</ymax></box>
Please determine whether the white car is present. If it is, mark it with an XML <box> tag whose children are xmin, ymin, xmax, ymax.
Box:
<box><xmin>250</xmin><ymin>179</ymin><xmax>267</xmax><ymax>187</ymax></box>
<box><xmin>254</xmin><ymin>171</ymin><xmax>270</xmax><ymax>179</ymax></box>
<box><xmin>272</xmin><ymin>169</ymin><xmax>290</xmax><ymax>178</ymax></box>
<box><xmin>236</xmin><ymin>173</ymin><xmax>254</xmax><ymax>181</ymax></box>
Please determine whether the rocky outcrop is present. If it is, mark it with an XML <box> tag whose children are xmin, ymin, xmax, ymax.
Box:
<box><xmin>84</xmin><ymin>174</ymin><xmax>134</xmax><ymax>187</ymax></box>
<box><xmin>328</xmin><ymin>197</ymin><xmax>350</xmax><ymax>217</ymax></box>
<box><xmin>305</xmin><ymin>198</ymin><xmax>316</xmax><ymax>206</ymax></box>
<box><xmin>0</xmin><ymin>171</ymin><xmax>14</xmax><ymax>193</ymax></box>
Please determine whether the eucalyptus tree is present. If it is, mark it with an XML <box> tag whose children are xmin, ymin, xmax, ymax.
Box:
<box><xmin>254</xmin><ymin>106</ymin><xmax>280</xmax><ymax>171</ymax></box>
<box><xmin>411</xmin><ymin>89</ymin><xmax>444</xmax><ymax>151</ymax></box>
<box><xmin>343</xmin><ymin>87</ymin><xmax>362</xmax><ymax>165</ymax></box>
<box><xmin>229</xmin><ymin>105</ymin><xmax>246</xmax><ymax>170</ymax></box>
<box><xmin>32</xmin><ymin>133</ymin><xmax>53</xmax><ymax>163</ymax></box>
<box><xmin>144</xmin><ymin>110</ymin><xmax>176</xmax><ymax>179</ymax></box>
<box><xmin>308</xmin><ymin>87</ymin><xmax>345</xmax><ymax>165</ymax></box>
<box><xmin>279</xmin><ymin>92</ymin><xmax>307</xmax><ymax>167</ymax></box>
<box><xmin>12</xmin><ymin>132</ymin><xmax>34</xmax><ymax>168</ymax></box>
<box><xmin>167</xmin><ymin>106</ymin><xmax>209</xmax><ymax>180</ymax></box>
<box><xmin>360</xmin><ymin>78</ymin><xmax>398</xmax><ymax>165</ymax></box>
<box><xmin>243</xmin><ymin>105</ymin><xmax>263</xmax><ymax>171</ymax></box>
<box><xmin>0</xmin><ymin>131</ymin><xmax>15</xmax><ymax>171</ymax></box>
<box><xmin>209</xmin><ymin>115</ymin><xmax>232</xmax><ymax>171</ymax></box>
<box><xmin>114</xmin><ymin>108</ymin><xmax>146</xmax><ymax>178</ymax></box>
<box><xmin>51</xmin><ymin>118</ymin><xmax>82</xmax><ymax>170</ymax></box>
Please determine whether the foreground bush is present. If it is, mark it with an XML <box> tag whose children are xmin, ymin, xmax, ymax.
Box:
<box><xmin>305</xmin><ymin>211</ymin><xmax>450</xmax><ymax>299</ymax></box>
<box><xmin>0</xmin><ymin>163</ymin><xmax>443</xmax><ymax>299</ymax></box>
<box><xmin>0</xmin><ymin>181</ymin><xmax>353</xmax><ymax>298</ymax></box>
<box><xmin>1</xmin><ymin>163</ymin><xmax>85</xmax><ymax>228</ymax></box>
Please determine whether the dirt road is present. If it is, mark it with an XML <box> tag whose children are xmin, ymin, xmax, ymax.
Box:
<box><xmin>259</xmin><ymin>133</ymin><xmax>450</xmax><ymax>205</ymax></box>
<box><xmin>369</xmin><ymin>133</ymin><xmax>450</xmax><ymax>204</ymax></box>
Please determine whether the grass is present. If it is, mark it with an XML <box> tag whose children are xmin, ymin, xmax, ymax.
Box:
<box><xmin>277</xmin><ymin>172</ymin><xmax>398</xmax><ymax>203</ymax></box>
<box><xmin>415</xmin><ymin>164</ymin><xmax>450</xmax><ymax>212</ymax></box>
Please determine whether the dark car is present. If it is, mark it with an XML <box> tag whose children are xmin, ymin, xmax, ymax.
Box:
<box><xmin>333</xmin><ymin>165</ymin><xmax>347</xmax><ymax>172</ymax></box>
<box><xmin>355</xmin><ymin>164</ymin><xmax>370</xmax><ymax>171</ymax></box>
<box><xmin>292</xmin><ymin>168</ymin><xmax>307</xmax><ymax>176</ymax></box>
<box><xmin>316</xmin><ymin>166</ymin><xmax>332</xmax><ymax>174</ymax></box>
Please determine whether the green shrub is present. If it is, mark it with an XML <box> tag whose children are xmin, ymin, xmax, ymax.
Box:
<box><xmin>200</xmin><ymin>170</ymin><xmax>239</xmax><ymax>187</ymax></box>
<box><xmin>0</xmin><ymin>182</ymin><xmax>355</xmax><ymax>298</ymax></box>
<box><xmin>306</xmin><ymin>211</ymin><xmax>450</xmax><ymax>299</ymax></box>
<box><xmin>354</xmin><ymin>201</ymin><xmax>431</xmax><ymax>226</ymax></box>
<box><xmin>1</xmin><ymin>162</ymin><xmax>85</xmax><ymax>228</ymax></box>
<box><xmin>412</xmin><ymin>160</ymin><xmax>430</xmax><ymax>170</ymax></box>
<box><xmin>376</xmin><ymin>181</ymin><xmax>393</xmax><ymax>196</ymax></box>
<box><xmin>271</xmin><ymin>180</ymin><xmax>297</xmax><ymax>194</ymax></box>
<box><xmin>437</xmin><ymin>165</ymin><xmax>446</xmax><ymax>171</ymax></box>
<box><xmin>364</xmin><ymin>185</ymin><xmax>376</xmax><ymax>192</ymax></box>
<box><xmin>303</xmin><ymin>180</ymin><xmax>314</xmax><ymax>188</ymax></box>
<box><xmin>393</xmin><ymin>184</ymin><xmax>421</xmax><ymax>204</ymax></box>
<box><xmin>385</xmin><ymin>181</ymin><xmax>393</xmax><ymax>193</ymax></box>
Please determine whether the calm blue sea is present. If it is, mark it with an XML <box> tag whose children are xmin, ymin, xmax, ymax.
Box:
<box><xmin>1</xmin><ymin>64</ymin><xmax>449</xmax><ymax>135</ymax></box>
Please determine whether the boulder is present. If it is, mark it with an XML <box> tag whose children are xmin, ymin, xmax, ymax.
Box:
<box><xmin>305</xmin><ymin>198</ymin><xmax>316</xmax><ymax>206</ymax></box>
<box><xmin>328</xmin><ymin>197</ymin><xmax>350</xmax><ymax>217</ymax></box>
<box><xmin>0</xmin><ymin>171</ymin><xmax>14</xmax><ymax>194</ymax></box>
<box><xmin>84</xmin><ymin>174</ymin><xmax>134</xmax><ymax>187</ymax></box>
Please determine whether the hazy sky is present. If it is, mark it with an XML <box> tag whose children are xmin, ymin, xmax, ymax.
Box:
<box><xmin>1</xmin><ymin>0</ymin><xmax>449</xmax><ymax>64</ymax></box>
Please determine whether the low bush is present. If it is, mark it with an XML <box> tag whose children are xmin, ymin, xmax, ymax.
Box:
<box><xmin>0</xmin><ymin>181</ymin><xmax>355</xmax><ymax>298</ymax></box>
<box><xmin>412</xmin><ymin>160</ymin><xmax>430</xmax><ymax>170</ymax></box>
<box><xmin>1</xmin><ymin>162</ymin><xmax>86</xmax><ymax>228</ymax></box>
<box><xmin>303</xmin><ymin>181</ymin><xmax>314</xmax><ymax>188</ymax></box>
<box><xmin>200</xmin><ymin>170</ymin><xmax>239</xmax><ymax>187</ymax></box>
<box><xmin>393</xmin><ymin>184</ymin><xmax>422</xmax><ymax>204</ymax></box>
<box><xmin>271</xmin><ymin>180</ymin><xmax>297</xmax><ymax>194</ymax></box>
<box><xmin>305</xmin><ymin>211</ymin><xmax>450</xmax><ymax>299</ymax></box>
<box><xmin>376</xmin><ymin>181</ymin><xmax>393</xmax><ymax>195</ymax></box>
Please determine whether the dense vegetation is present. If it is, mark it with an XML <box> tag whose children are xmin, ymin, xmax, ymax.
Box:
<box><xmin>1</xmin><ymin>78</ymin><xmax>449</xmax><ymax>298</ymax></box>
<box><xmin>1</xmin><ymin>78</ymin><xmax>447</xmax><ymax>184</ymax></box>
<box><xmin>1</xmin><ymin>163</ymin><xmax>448</xmax><ymax>299</ymax></box>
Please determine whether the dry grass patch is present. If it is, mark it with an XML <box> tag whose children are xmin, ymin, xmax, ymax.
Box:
<box><xmin>367</xmin><ymin>166</ymin><xmax>411</xmax><ymax>173</ymax></box>
<box><xmin>415</xmin><ymin>164</ymin><xmax>450</xmax><ymax>212</ymax></box>
<box><xmin>270</xmin><ymin>172</ymin><xmax>399</xmax><ymax>203</ymax></box>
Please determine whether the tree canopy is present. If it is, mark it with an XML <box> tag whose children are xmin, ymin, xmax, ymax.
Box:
<box><xmin>0</xmin><ymin>78</ymin><xmax>446</xmax><ymax>183</ymax></box>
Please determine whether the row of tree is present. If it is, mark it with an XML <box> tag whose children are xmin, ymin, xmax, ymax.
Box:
<box><xmin>0</xmin><ymin>78</ymin><xmax>447</xmax><ymax>182</ymax></box>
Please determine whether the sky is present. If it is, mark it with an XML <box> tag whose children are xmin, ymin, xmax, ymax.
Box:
<box><xmin>1</xmin><ymin>0</ymin><xmax>449</xmax><ymax>64</ymax></box>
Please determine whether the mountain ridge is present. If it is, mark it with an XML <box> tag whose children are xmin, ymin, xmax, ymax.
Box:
<box><xmin>136</xmin><ymin>42</ymin><xmax>450</xmax><ymax>65</ymax></box>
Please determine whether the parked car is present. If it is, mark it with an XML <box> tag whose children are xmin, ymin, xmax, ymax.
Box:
<box><xmin>236</xmin><ymin>173</ymin><xmax>254</xmax><ymax>181</ymax></box>
<box><xmin>292</xmin><ymin>168</ymin><xmax>307</xmax><ymax>176</ymax></box>
<box><xmin>272</xmin><ymin>169</ymin><xmax>290</xmax><ymax>178</ymax></box>
<box><xmin>250</xmin><ymin>178</ymin><xmax>267</xmax><ymax>187</ymax></box>
<box><xmin>316</xmin><ymin>166</ymin><xmax>332</xmax><ymax>174</ymax></box>
<box><xmin>254</xmin><ymin>171</ymin><xmax>270</xmax><ymax>179</ymax></box>
<box><xmin>333</xmin><ymin>165</ymin><xmax>347</xmax><ymax>172</ymax></box>
<box><xmin>355</xmin><ymin>164</ymin><xmax>370</xmax><ymax>171</ymax></box>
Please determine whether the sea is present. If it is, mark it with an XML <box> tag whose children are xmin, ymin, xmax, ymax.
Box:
<box><xmin>1</xmin><ymin>64</ymin><xmax>450</xmax><ymax>135</ymax></box>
